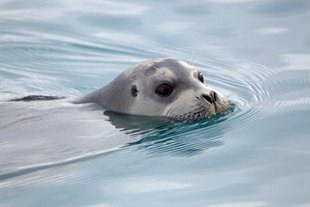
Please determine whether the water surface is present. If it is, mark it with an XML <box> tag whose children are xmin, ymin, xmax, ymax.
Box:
<box><xmin>1</xmin><ymin>0</ymin><xmax>310</xmax><ymax>207</ymax></box>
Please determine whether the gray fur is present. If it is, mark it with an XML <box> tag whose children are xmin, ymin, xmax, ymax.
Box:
<box><xmin>75</xmin><ymin>58</ymin><xmax>230</xmax><ymax>121</ymax></box>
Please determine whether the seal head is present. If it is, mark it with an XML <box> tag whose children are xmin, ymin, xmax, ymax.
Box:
<box><xmin>77</xmin><ymin>58</ymin><xmax>230</xmax><ymax>121</ymax></box>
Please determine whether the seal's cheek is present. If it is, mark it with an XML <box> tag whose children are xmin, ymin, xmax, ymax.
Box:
<box><xmin>127</xmin><ymin>95</ymin><xmax>169</xmax><ymax>117</ymax></box>
<box><xmin>162</xmin><ymin>90</ymin><xmax>199</xmax><ymax>115</ymax></box>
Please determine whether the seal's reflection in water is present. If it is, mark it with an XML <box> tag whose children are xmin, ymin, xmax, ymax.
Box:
<box><xmin>104</xmin><ymin>103</ymin><xmax>235</xmax><ymax>157</ymax></box>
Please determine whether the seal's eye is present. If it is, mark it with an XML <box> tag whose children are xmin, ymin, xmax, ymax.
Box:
<box><xmin>198</xmin><ymin>72</ymin><xmax>204</xmax><ymax>83</ymax></box>
<box><xmin>155</xmin><ymin>83</ymin><xmax>174</xmax><ymax>97</ymax></box>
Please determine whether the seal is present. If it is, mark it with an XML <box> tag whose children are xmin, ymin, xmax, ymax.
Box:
<box><xmin>76</xmin><ymin>58</ymin><xmax>230</xmax><ymax>121</ymax></box>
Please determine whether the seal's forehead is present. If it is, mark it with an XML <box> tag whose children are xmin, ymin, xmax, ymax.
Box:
<box><xmin>153</xmin><ymin>58</ymin><xmax>191</xmax><ymax>69</ymax></box>
<box><xmin>145</xmin><ymin>58</ymin><xmax>196</xmax><ymax>75</ymax></box>
<box><xmin>123</xmin><ymin>58</ymin><xmax>197</xmax><ymax>80</ymax></box>
<box><xmin>149</xmin><ymin>67</ymin><xmax>177</xmax><ymax>80</ymax></box>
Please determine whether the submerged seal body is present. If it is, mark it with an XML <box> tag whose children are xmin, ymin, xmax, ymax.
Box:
<box><xmin>76</xmin><ymin>58</ymin><xmax>230</xmax><ymax>121</ymax></box>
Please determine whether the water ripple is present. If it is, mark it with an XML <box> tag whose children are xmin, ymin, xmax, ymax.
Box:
<box><xmin>191</xmin><ymin>56</ymin><xmax>310</xmax><ymax>136</ymax></box>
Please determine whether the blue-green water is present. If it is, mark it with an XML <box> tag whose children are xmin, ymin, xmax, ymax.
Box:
<box><xmin>1</xmin><ymin>0</ymin><xmax>310</xmax><ymax>207</ymax></box>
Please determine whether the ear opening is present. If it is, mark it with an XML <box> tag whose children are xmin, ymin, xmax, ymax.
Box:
<box><xmin>131</xmin><ymin>85</ymin><xmax>138</xmax><ymax>97</ymax></box>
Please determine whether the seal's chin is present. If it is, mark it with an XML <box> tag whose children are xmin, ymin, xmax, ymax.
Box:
<box><xmin>168</xmin><ymin>99</ymin><xmax>230</xmax><ymax>122</ymax></box>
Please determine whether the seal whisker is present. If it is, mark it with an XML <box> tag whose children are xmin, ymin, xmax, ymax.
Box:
<box><xmin>224</xmin><ymin>94</ymin><xmax>232</xmax><ymax>99</ymax></box>
<box><xmin>190</xmin><ymin>47</ymin><xmax>195</xmax><ymax>66</ymax></box>
<box><xmin>166</xmin><ymin>107</ymin><xmax>173</xmax><ymax>117</ymax></box>
<box><xmin>151</xmin><ymin>65</ymin><xmax>164</xmax><ymax>74</ymax></box>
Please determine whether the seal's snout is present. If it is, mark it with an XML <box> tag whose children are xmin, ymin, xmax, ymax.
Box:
<box><xmin>201</xmin><ymin>91</ymin><xmax>217</xmax><ymax>104</ymax></box>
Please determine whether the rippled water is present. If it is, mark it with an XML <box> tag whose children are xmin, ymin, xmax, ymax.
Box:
<box><xmin>1</xmin><ymin>0</ymin><xmax>310</xmax><ymax>207</ymax></box>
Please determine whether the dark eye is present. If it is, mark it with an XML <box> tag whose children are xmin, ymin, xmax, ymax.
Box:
<box><xmin>198</xmin><ymin>72</ymin><xmax>204</xmax><ymax>83</ymax></box>
<box><xmin>155</xmin><ymin>83</ymin><xmax>174</xmax><ymax>97</ymax></box>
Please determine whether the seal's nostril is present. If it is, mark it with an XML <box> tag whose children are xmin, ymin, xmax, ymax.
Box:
<box><xmin>211</xmin><ymin>91</ymin><xmax>217</xmax><ymax>102</ymax></box>
<box><xmin>202</xmin><ymin>94</ymin><xmax>213</xmax><ymax>104</ymax></box>
<box><xmin>202</xmin><ymin>91</ymin><xmax>217</xmax><ymax>104</ymax></box>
